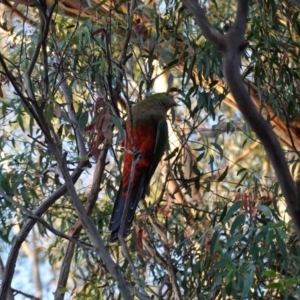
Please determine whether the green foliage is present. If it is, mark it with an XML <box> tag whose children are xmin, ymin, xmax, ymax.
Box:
<box><xmin>0</xmin><ymin>0</ymin><xmax>300</xmax><ymax>299</ymax></box>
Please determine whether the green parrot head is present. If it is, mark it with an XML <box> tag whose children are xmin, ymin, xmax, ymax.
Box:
<box><xmin>131</xmin><ymin>92</ymin><xmax>176</xmax><ymax>126</ymax></box>
<box><xmin>146</xmin><ymin>93</ymin><xmax>176</xmax><ymax>112</ymax></box>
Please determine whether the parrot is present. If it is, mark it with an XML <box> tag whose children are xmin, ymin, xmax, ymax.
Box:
<box><xmin>109</xmin><ymin>93</ymin><xmax>176</xmax><ymax>242</ymax></box>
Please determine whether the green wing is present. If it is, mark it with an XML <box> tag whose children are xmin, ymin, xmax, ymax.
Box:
<box><xmin>147</xmin><ymin>119</ymin><xmax>168</xmax><ymax>181</ymax></box>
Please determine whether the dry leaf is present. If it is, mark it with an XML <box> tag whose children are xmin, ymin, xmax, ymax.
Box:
<box><xmin>133</xmin><ymin>20</ymin><xmax>148</xmax><ymax>42</ymax></box>
<box><xmin>136</xmin><ymin>228</ymin><xmax>147</xmax><ymax>258</ymax></box>
<box><xmin>85</xmin><ymin>96</ymin><xmax>112</xmax><ymax>160</ymax></box>
<box><xmin>92</xmin><ymin>28</ymin><xmax>108</xmax><ymax>40</ymax></box>
<box><xmin>184</xmin><ymin>226</ymin><xmax>194</xmax><ymax>239</ymax></box>
<box><xmin>159</xmin><ymin>194</ymin><xmax>172</xmax><ymax>217</ymax></box>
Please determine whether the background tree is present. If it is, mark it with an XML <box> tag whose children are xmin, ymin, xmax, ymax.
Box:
<box><xmin>0</xmin><ymin>0</ymin><xmax>300</xmax><ymax>299</ymax></box>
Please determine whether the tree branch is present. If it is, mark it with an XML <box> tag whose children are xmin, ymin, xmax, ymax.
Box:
<box><xmin>28</xmin><ymin>215</ymin><xmax>94</xmax><ymax>251</ymax></box>
<box><xmin>54</xmin><ymin>144</ymin><xmax>109</xmax><ymax>300</ymax></box>
<box><xmin>0</xmin><ymin>161</ymin><xmax>88</xmax><ymax>299</ymax></box>
<box><xmin>47</xmin><ymin>136</ymin><xmax>132</xmax><ymax>299</ymax></box>
<box><xmin>0</xmin><ymin>257</ymin><xmax>13</xmax><ymax>300</ymax></box>
<box><xmin>182</xmin><ymin>0</ymin><xmax>225</xmax><ymax>50</ymax></box>
<box><xmin>183</xmin><ymin>0</ymin><xmax>300</xmax><ymax>239</ymax></box>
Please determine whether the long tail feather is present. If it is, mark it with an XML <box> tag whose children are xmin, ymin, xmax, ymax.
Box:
<box><xmin>109</xmin><ymin>183</ymin><xmax>126</xmax><ymax>242</ymax></box>
<box><xmin>123</xmin><ymin>172</ymin><xmax>147</xmax><ymax>238</ymax></box>
<box><xmin>109</xmin><ymin>173</ymin><xmax>148</xmax><ymax>242</ymax></box>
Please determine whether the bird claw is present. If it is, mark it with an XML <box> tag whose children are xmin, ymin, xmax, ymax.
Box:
<box><xmin>123</xmin><ymin>148</ymin><xmax>143</xmax><ymax>161</ymax></box>
<box><xmin>133</xmin><ymin>150</ymin><xmax>142</xmax><ymax>161</ymax></box>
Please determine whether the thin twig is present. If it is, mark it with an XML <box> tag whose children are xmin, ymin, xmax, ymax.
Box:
<box><xmin>50</xmin><ymin>21</ymin><xmax>88</xmax><ymax>158</ymax></box>
<box><xmin>12</xmin><ymin>288</ymin><xmax>39</xmax><ymax>300</ymax></box>
<box><xmin>28</xmin><ymin>215</ymin><xmax>94</xmax><ymax>251</ymax></box>
<box><xmin>116</xmin><ymin>0</ymin><xmax>137</xmax><ymax>92</ymax></box>
<box><xmin>0</xmin><ymin>188</ymin><xmax>33</xmax><ymax>216</ymax></box>
<box><xmin>164</xmin><ymin>245</ymin><xmax>182</xmax><ymax>300</ymax></box>
<box><xmin>24</xmin><ymin>2</ymin><xmax>54</xmax><ymax>103</ymax></box>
